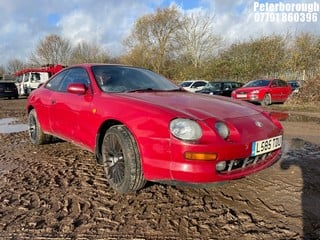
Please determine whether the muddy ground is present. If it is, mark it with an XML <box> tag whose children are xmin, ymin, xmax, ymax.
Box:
<box><xmin>0</xmin><ymin>98</ymin><xmax>319</xmax><ymax>240</ymax></box>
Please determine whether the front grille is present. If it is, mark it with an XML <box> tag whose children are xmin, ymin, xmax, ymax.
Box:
<box><xmin>217</xmin><ymin>151</ymin><xmax>277</xmax><ymax>174</ymax></box>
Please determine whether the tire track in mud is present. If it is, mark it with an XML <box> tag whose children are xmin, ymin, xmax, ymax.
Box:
<box><xmin>0</xmin><ymin>99</ymin><xmax>319</xmax><ymax>239</ymax></box>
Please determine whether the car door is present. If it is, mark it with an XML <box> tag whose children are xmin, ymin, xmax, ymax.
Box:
<box><xmin>37</xmin><ymin>70</ymin><xmax>68</xmax><ymax>132</ymax></box>
<box><xmin>48</xmin><ymin>67</ymin><xmax>92</xmax><ymax>144</ymax></box>
<box><xmin>222</xmin><ymin>82</ymin><xmax>233</xmax><ymax>96</ymax></box>
<box><xmin>278</xmin><ymin>79</ymin><xmax>291</xmax><ymax>101</ymax></box>
<box><xmin>269</xmin><ymin>79</ymin><xmax>282</xmax><ymax>102</ymax></box>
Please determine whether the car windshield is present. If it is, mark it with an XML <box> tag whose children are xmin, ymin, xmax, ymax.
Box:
<box><xmin>243</xmin><ymin>79</ymin><xmax>270</xmax><ymax>87</ymax></box>
<box><xmin>180</xmin><ymin>81</ymin><xmax>192</xmax><ymax>87</ymax></box>
<box><xmin>92</xmin><ymin>65</ymin><xmax>179</xmax><ymax>93</ymax></box>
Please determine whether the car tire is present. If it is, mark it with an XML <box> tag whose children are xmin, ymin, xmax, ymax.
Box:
<box><xmin>28</xmin><ymin>109</ymin><xmax>52</xmax><ymax>145</ymax></box>
<box><xmin>101</xmin><ymin>125</ymin><xmax>146</xmax><ymax>193</ymax></box>
<box><xmin>261</xmin><ymin>94</ymin><xmax>271</xmax><ymax>106</ymax></box>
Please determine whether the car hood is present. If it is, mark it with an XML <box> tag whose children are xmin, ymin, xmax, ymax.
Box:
<box><xmin>234</xmin><ymin>86</ymin><xmax>265</xmax><ymax>92</ymax></box>
<box><xmin>118</xmin><ymin>91</ymin><xmax>262</xmax><ymax>120</ymax></box>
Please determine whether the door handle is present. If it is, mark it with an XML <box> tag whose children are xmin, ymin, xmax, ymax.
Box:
<box><xmin>51</xmin><ymin>99</ymin><xmax>56</xmax><ymax>105</ymax></box>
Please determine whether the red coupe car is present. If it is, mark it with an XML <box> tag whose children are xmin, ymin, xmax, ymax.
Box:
<box><xmin>27</xmin><ymin>64</ymin><xmax>283</xmax><ymax>193</ymax></box>
<box><xmin>231</xmin><ymin>79</ymin><xmax>292</xmax><ymax>106</ymax></box>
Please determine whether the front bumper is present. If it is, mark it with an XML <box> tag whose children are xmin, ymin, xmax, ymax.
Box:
<box><xmin>142</xmin><ymin>136</ymin><xmax>282</xmax><ymax>184</ymax></box>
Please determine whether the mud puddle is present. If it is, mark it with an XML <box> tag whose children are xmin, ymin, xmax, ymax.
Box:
<box><xmin>270</xmin><ymin>111</ymin><xmax>320</xmax><ymax>124</ymax></box>
<box><xmin>0</xmin><ymin>117</ymin><xmax>28</xmax><ymax>133</ymax></box>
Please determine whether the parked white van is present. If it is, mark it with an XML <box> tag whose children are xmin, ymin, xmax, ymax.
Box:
<box><xmin>15</xmin><ymin>65</ymin><xmax>64</xmax><ymax>96</ymax></box>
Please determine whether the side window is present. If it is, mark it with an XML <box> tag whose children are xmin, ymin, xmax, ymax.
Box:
<box><xmin>278</xmin><ymin>79</ymin><xmax>287</xmax><ymax>86</ymax></box>
<box><xmin>23</xmin><ymin>73</ymin><xmax>29</xmax><ymax>83</ymax></box>
<box><xmin>232</xmin><ymin>82</ymin><xmax>241</xmax><ymax>88</ymax></box>
<box><xmin>271</xmin><ymin>80</ymin><xmax>279</xmax><ymax>87</ymax></box>
<box><xmin>223</xmin><ymin>83</ymin><xmax>232</xmax><ymax>90</ymax></box>
<box><xmin>72</xmin><ymin>68</ymin><xmax>90</xmax><ymax>86</ymax></box>
<box><xmin>16</xmin><ymin>76</ymin><xmax>22</xmax><ymax>83</ymax></box>
<box><xmin>59</xmin><ymin>68</ymin><xmax>89</xmax><ymax>92</ymax></box>
<box><xmin>31</xmin><ymin>73</ymin><xmax>41</xmax><ymax>82</ymax></box>
<box><xmin>46</xmin><ymin>70</ymin><xmax>68</xmax><ymax>91</ymax></box>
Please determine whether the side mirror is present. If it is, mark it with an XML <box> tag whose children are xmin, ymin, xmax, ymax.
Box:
<box><xmin>67</xmin><ymin>83</ymin><xmax>87</xmax><ymax>95</ymax></box>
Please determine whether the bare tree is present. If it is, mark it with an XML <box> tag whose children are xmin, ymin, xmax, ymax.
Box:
<box><xmin>123</xmin><ymin>6</ymin><xmax>183</xmax><ymax>74</ymax></box>
<box><xmin>177</xmin><ymin>12</ymin><xmax>220</xmax><ymax>68</ymax></box>
<box><xmin>70</xmin><ymin>41</ymin><xmax>110</xmax><ymax>64</ymax></box>
<box><xmin>29</xmin><ymin>34</ymin><xmax>72</xmax><ymax>66</ymax></box>
<box><xmin>6</xmin><ymin>59</ymin><xmax>25</xmax><ymax>74</ymax></box>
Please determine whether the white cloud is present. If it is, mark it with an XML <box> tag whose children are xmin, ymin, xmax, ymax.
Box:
<box><xmin>59</xmin><ymin>10</ymin><xmax>100</xmax><ymax>44</ymax></box>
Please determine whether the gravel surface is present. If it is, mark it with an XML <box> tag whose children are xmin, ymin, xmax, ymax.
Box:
<box><xmin>0</xmin><ymin>98</ymin><xmax>319</xmax><ymax>239</ymax></box>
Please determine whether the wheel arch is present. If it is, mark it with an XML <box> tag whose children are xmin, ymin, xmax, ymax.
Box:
<box><xmin>27</xmin><ymin>105</ymin><xmax>34</xmax><ymax>114</ymax></box>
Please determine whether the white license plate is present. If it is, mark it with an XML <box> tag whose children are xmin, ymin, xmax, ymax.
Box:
<box><xmin>251</xmin><ymin>135</ymin><xmax>282</xmax><ymax>156</ymax></box>
<box><xmin>236</xmin><ymin>94</ymin><xmax>247</xmax><ymax>98</ymax></box>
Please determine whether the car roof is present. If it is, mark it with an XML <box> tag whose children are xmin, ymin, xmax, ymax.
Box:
<box><xmin>66</xmin><ymin>63</ymin><xmax>136</xmax><ymax>69</ymax></box>
<box><xmin>209</xmin><ymin>80</ymin><xmax>240</xmax><ymax>83</ymax></box>
<box><xmin>183</xmin><ymin>79</ymin><xmax>208</xmax><ymax>81</ymax></box>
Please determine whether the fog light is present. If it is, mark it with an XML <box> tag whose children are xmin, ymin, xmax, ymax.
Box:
<box><xmin>216</xmin><ymin>161</ymin><xmax>227</xmax><ymax>171</ymax></box>
<box><xmin>184</xmin><ymin>152</ymin><xmax>217</xmax><ymax>161</ymax></box>
<box><xmin>215</xmin><ymin>122</ymin><xmax>230</xmax><ymax>139</ymax></box>
<box><xmin>250</xmin><ymin>95</ymin><xmax>258</xmax><ymax>100</ymax></box>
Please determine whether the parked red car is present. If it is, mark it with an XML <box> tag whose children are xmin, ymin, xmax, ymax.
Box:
<box><xmin>231</xmin><ymin>79</ymin><xmax>292</xmax><ymax>106</ymax></box>
<box><xmin>27</xmin><ymin>64</ymin><xmax>283</xmax><ymax>193</ymax></box>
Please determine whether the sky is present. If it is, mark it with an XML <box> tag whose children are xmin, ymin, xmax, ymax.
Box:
<box><xmin>0</xmin><ymin>0</ymin><xmax>319</xmax><ymax>68</ymax></box>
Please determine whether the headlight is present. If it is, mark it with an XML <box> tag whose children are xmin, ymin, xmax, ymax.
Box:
<box><xmin>251</xmin><ymin>90</ymin><xmax>260</xmax><ymax>94</ymax></box>
<box><xmin>170</xmin><ymin>118</ymin><xmax>202</xmax><ymax>141</ymax></box>
<box><xmin>215</xmin><ymin>122</ymin><xmax>230</xmax><ymax>139</ymax></box>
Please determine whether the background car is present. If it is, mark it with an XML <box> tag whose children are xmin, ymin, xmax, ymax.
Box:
<box><xmin>196</xmin><ymin>81</ymin><xmax>243</xmax><ymax>97</ymax></box>
<box><xmin>287</xmin><ymin>80</ymin><xmax>301</xmax><ymax>94</ymax></box>
<box><xmin>231</xmin><ymin>78</ymin><xmax>292</xmax><ymax>106</ymax></box>
<box><xmin>27</xmin><ymin>64</ymin><xmax>283</xmax><ymax>194</ymax></box>
<box><xmin>179</xmin><ymin>80</ymin><xmax>208</xmax><ymax>92</ymax></box>
<box><xmin>0</xmin><ymin>81</ymin><xmax>19</xmax><ymax>99</ymax></box>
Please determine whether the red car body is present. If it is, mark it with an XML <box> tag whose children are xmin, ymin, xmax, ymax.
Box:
<box><xmin>231</xmin><ymin>79</ymin><xmax>292</xmax><ymax>106</ymax></box>
<box><xmin>26</xmin><ymin>64</ymin><xmax>283</xmax><ymax>193</ymax></box>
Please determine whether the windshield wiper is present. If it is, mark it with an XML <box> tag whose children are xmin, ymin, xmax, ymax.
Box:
<box><xmin>126</xmin><ymin>87</ymin><xmax>184</xmax><ymax>93</ymax></box>
<box><xmin>126</xmin><ymin>88</ymin><xmax>155</xmax><ymax>93</ymax></box>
